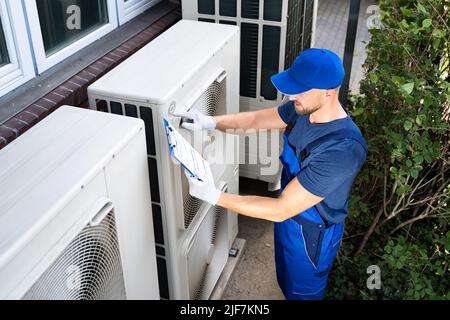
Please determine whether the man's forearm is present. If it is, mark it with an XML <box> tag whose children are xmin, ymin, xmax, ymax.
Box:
<box><xmin>214</xmin><ymin>111</ymin><xmax>257</xmax><ymax>132</ymax></box>
<box><xmin>217</xmin><ymin>192</ymin><xmax>284</xmax><ymax>222</ymax></box>
<box><xmin>214</xmin><ymin>107</ymin><xmax>286</xmax><ymax>132</ymax></box>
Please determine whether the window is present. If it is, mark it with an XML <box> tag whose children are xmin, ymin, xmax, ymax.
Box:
<box><xmin>0</xmin><ymin>19</ymin><xmax>10</xmax><ymax>67</ymax></box>
<box><xmin>0</xmin><ymin>0</ymin><xmax>164</xmax><ymax>98</ymax></box>
<box><xmin>36</xmin><ymin>0</ymin><xmax>110</xmax><ymax>56</ymax></box>
<box><xmin>25</xmin><ymin>0</ymin><xmax>119</xmax><ymax>74</ymax></box>
<box><xmin>0</xmin><ymin>0</ymin><xmax>34</xmax><ymax>97</ymax></box>
<box><xmin>117</xmin><ymin>0</ymin><xmax>162</xmax><ymax>25</ymax></box>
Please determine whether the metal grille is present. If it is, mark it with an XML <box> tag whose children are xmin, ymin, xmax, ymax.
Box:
<box><xmin>241</xmin><ymin>22</ymin><xmax>259</xmax><ymax>98</ymax></box>
<box><xmin>198</xmin><ymin>0</ymin><xmax>215</xmax><ymax>14</ymax></box>
<box><xmin>242</xmin><ymin>0</ymin><xmax>259</xmax><ymax>19</ymax></box>
<box><xmin>183</xmin><ymin>192</ymin><xmax>203</xmax><ymax>229</ymax></box>
<box><xmin>285</xmin><ymin>0</ymin><xmax>314</xmax><ymax>69</ymax></box>
<box><xmin>261</xmin><ymin>25</ymin><xmax>281</xmax><ymax>100</ymax></box>
<box><xmin>190</xmin><ymin>0</ymin><xmax>315</xmax><ymax>103</ymax></box>
<box><xmin>220</xmin><ymin>0</ymin><xmax>236</xmax><ymax>17</ymax></box>
<box><xmin>192</xmin><ymin>206</ymin><xmax>224</xmax><ymax>300</ymax></box>
<box><xmin>23</xmin><ymin>212</ymin><xmax>126</xmax><ymax>300</ymax></box>
<box><xmin>302</xmin><ymin>0</ymin><xmax>314</xmax><ymax>51</ymax></box>
<box><xmin>190</xmin><ymin>80</ymin><xmax>223</xmax><ymax>116</ymax></box>
<box><xmin>183</xmin><ymin>80</ymin><xmax>225</xmax><ymax>230</ymax></box>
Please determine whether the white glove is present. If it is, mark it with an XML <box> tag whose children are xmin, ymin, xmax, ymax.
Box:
<box><xmin>173</xmin><ymin>109</ymin><xmax>216</xmax><ymax>131</ymax></box>
<box><xmin>184</xmin><ymin>164</ymin><xmax>221</xmax><ymax>206</ymax></box>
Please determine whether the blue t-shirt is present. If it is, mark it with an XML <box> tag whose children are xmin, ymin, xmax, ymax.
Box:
<box><xmin>278</xmin><ymin>101</ymin><xmax>367</xmax><ymax>224</ymax></box>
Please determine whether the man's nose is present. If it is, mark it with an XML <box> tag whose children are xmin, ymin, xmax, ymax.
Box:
<box><xmin>289</xmin><ymin>94</ymin><xmax>299</xmax><ymax>101</ymax></box>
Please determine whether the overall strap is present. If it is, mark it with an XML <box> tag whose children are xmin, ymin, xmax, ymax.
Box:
<box><xmin>285</xmin><ymin>119</ymin><xmax>297</xmax><ymax>135</ymax></box>
<box><xmin>299</xmin><ymin>128</ymin><xmax>368</xmax><ymax>163</ymax></box>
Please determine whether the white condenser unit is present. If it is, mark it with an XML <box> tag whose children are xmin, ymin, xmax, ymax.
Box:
<box><xmin>87</xmin><ymin>20</ymin><xmax>240</xmax><ymax>300</ymax></box>
<box><xmin>0</xmin><ymin>106</ymin><xmax>159</xmax><ymax>300</ymax></box>
<box><xmin>182</xmin><ymin>0</ymin><xmax>318</xmax><ymax>187</ymax></box>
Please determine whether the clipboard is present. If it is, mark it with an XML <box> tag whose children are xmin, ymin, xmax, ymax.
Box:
<box><xmin>163</xmin><ymin>118</ymin><xmax>210</xmax><ymax>182</ymax></box>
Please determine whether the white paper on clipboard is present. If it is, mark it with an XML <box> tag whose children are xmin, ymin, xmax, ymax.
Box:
<box><xmin>163</xmin><ymin>118</ymin><xmax>210</xmax><ymax>181</ymax></box>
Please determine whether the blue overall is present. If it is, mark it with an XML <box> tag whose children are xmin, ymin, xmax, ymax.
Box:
<box><xmin>274</xmin><ymin>120</ymin><xmax>367</xmax><ymax>300</ymax></box>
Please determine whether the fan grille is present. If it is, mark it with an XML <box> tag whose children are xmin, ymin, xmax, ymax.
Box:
<box><xmin>192</xmin><ymin>206</ymin><xmax>225</xmax><ymax>300</ymax></box>
<box><xmin>23</xmin><ymin>211</ymin><xmax>126</xmax><ymax>300</ymax></box>
<box><xmin>183</xmin><ymin>80</ymin><xmax>225</xmax><ymax>230</ymax></box>
<box><xmin>189</xmin><ymin>80</ymin><xmax>223</xmax><ymax>116</ymax></box>
<box><xmin>183</xmin><ymin>193</ymin><xmax>203</xmax><ymax>229</ymax></box>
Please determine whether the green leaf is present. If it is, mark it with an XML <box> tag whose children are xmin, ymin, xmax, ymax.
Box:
<box><xmin>406</xmin><ymin>159</ymin><xmax>412</xmax><ymax>167</ymax></box>
<box><xmin>415</xmin><ymin>115</ymin><xmax>423</xmax><ymax>126</ymax></box>
<box><xmin>401</xmin><ymin>82</ymin><xmax>415</xmax><ymax>94</ymax></box>
<box><xmin>401</xmin><ymin>19</ymin><xmax>409</xmax><ymax>28</ymax></box>
<box><xmin>432</xmin><ymin>29</ymin><xmax>444</xmax><ymax>38</ymax></box>
<box><xmin>404</xmin><ymin>120</ymin><xmax>413</xmax><ymax>131</ymax></box>
<box><xmin>410</xmin><ymin>168</ymin><xmax>419</xmax><ymax>179</ymax></box>
<box><xmin>413</xmin><ymin>155</ymin><xmax>424</xmax><ymax>165</ymax></box>
<box><xmin>417</xmin><ymin>3</ymin><xmax>428</xmax><ymax>14</ymax></box>
<box><xmin>397</xmin><ymin>185</ymin><xmax>412</xmax><ymax>195</ymax></box>
<box><xmin>352</xmin><ymin>108</ymin><xmax>364</xmax><ymax>116</ymax></box>
<box><xmin>432</xmin><ymin>38</ymin><xmax>441</xmax><ymax>50</ymax></box>
<box><xmin>422</xmin><ymin>19</ymin><xmax>432</xmax><ymax>28</ymax></box>
<box><xmin>401</xmin><ymin>8</ymin><xmax>413</xmax><ymax>17</ymax></box>
<box><xmin>392</xmin><ymin>75</ymin><xmax>405</xmax><ymax>84</ymax></box>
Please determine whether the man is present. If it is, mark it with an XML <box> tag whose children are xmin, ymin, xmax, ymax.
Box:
<box><xmin>176</xmin><ymin>48</ymin><xmax>367</xmax><ymax>300</ymax></box>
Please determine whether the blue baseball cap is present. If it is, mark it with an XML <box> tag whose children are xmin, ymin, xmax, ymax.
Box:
<box><xmin>271</xmin><ymin>48</ymin><xmax>345</xmax><ymax>95</ymax></box>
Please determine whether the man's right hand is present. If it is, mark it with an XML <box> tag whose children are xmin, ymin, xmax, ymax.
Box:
<box><xmin>173</xmin><ymin>109</ymin><xmax>216</xmax><ymax>131</ymax></box>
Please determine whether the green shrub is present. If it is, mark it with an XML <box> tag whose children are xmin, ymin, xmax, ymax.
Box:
<box><xmin>326</xmin><ymin>0</ymin><xmax>450</xmax><ymax>300</ymax></box>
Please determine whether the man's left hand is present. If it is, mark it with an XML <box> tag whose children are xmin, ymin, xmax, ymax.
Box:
<box><xmin>184</xmin><ymin>164</ymin><xmax>221</xmax><ymax>206</ymax></box>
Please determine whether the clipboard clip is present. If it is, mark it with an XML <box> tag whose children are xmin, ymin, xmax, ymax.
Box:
<box><xmin>180</xmin><ymin>117</ymin><xmax>194</xmax><ymax>128</ymax></box>
<box><xmin>164</xmin><ymin>123</ymin><xmax>177</xmax><ymax>148</ymax></box>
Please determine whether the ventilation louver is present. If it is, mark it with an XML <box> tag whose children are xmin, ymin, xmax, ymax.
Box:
<box><xmin>189</xmin><ymin>206</ymin><xmax>227</xmax><ymax>300</ymax></box>
<box><xmin>183</xmin><ymin>79</ymin><xmax>226</xmax><ymax>230</ymax></box>
<box><xmin>23</xmin><ymin>212</ymin><xmax>126</xmax><ymax>300</ymax></box>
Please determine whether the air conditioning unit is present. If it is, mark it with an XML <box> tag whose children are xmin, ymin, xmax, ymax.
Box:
<box><xmin>87</xmin><ymin>20</ymin><xmax>240</xmax><ymax>300</ymax></box>
<box><xmin>0</xmin><ymin>106</ymin><xmax>159</xmax><ymax>300</ymax></box>
<box><xmin>182</xmin><ymin>0</ymin><xmax>318</xmax><ymax>188</ymax></box>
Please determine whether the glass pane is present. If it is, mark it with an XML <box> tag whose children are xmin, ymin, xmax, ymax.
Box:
<box><xmin>264</xmin><ymin>0</ymin><xmax>282</xmax><ymax>22</ymax></box>
<box><xmin>0</xmin><ymin>18</ymin><xmax>10</xmax><ymax>67</ymax></box>
<box><xmin>219</xmin><ymin>0</ymin><xmax>236</xmax><ymax>17</ymax></box>
<box><xmin>36</xmin><ymin>0</ymin><xmax>109</xmax><ymax>56</ymax></box>
<box><xmin>198</xmin><ymin>0</ymin><xmax>215</xmax><ymax>15</ymax></box>
<box><xmin>261</xmin><ymin>25</ymin><xmax>280</xmax><ymax>100</ymax></box>
<box><xmin>242</xmin><ymin>0</ymin><xmax>259</xmax><ymax>19</ymax></box>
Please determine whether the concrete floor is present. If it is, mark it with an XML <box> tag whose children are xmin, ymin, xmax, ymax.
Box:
<box><xmin>315</xmin><ymin>0</ymin><xmax>377</xmax><ymax>94</ymax></box>
<box><xmin>222</xmin><ymin>178</ymin><xmax>284</xmax><ymax>300</ymax></box>
<box><xmin>222</xmin><ymin>0</ymin><xmax>374</xmax><ymax>300</ymax></box>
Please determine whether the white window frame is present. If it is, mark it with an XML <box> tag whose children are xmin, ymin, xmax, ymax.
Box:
<box><xmin>24</xmin><ymin>0</ymin><xmax>119</xmax><ymax>74</ymax></box>
<box><xmin>0</xmin><ymin>0</ymin><xmax>34</xmax><ymax>98</ymax></box>
<box><xmin>117</xmin><ymin>0</ymin><xmax>162</xmax><ymax>25</ymax></box>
